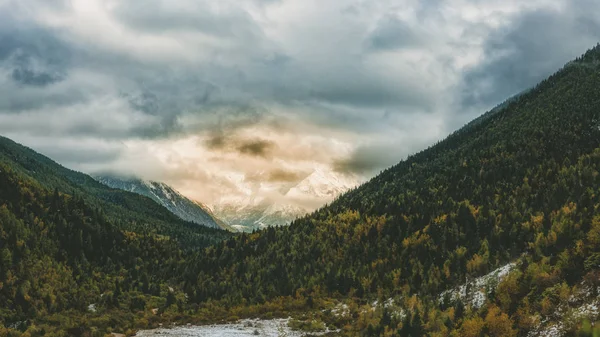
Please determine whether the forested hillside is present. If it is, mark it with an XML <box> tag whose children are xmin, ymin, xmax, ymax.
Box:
<box><xmin>0</xmin><ymin>161</ymin><xmax>195</xmax><ymax>335</ymax></box>
<box><xmin>179</xmin><ymin>45</ymin><xmax>600</xmax><ymax>335</ymax></box>
<box><xmin>0</xmin><ymin>136</ymin><xmax>230</xmax><ymax>335</ymax></box>
<box><xmin>0</xmin><ymin>136</ymin><xmax>231</xmax><ymax>249</ymax></box>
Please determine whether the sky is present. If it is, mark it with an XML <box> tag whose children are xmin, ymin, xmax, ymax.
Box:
<box><xmin>0</xmin><ymin>0</ymin><xmax>598</xmax><ymax>207</ymax></box>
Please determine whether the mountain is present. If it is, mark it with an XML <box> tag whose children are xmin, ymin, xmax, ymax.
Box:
<box><xmin>0</xmin><ymin>135</ymin><xmax>232</xmax><ymax>249</ymax></box>
<box><xmin>211</xmin><ymin>167</ymin><xmax>361</xmax><ymax>231</ymax></box>
<box><xmin>286</xmin><ymin>166</ymin><xmax>359</xmax><ymax>200</ymax></box>
<box><xmin>0</xmin><ymin>135</ymin><xmax>232</xmax><ymax>334</ymax></box>
<box><xmin>94</xmin><ymin>175</ymin><xmax>234</xmax><ymax>231</ymax></box>
<box><xmin>181</xmin><ymin>45</ymin><xmax>600</xmax><ymax>335</ymax></box>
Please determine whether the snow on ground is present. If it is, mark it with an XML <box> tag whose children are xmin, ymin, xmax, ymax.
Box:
<box><xmin>368</xmin><ymin>298</ymin><xmax>406</xmax><ymax>319</ymax></box>
<box><xmin>529</xmin><ymin>323</ymin><xmax>564</xmax><ymax>337</ymax></box>
<box><xmin>135</xmin><ymin>318</ymin><xmax>333</xmax><ymax>337</ymax></box>
<box><xmin>438</xmin><ymin>262</ymin><xmax>517</xmax><ymax>309</ymax></box>
<box><xmin>330</xmin><ymin>303</ymin><xmax>350</xmax><ymax>317</ymax></box>
<box><xmin>529</xmin><ymin>300</ymin><xmax>600</xmax><ymax>337</ymax></box>
<box><xmin>527</xmin><ymin>279</ymin><xmax>600</xmax><ymax>337</ymax></box>
<box><xmin>371</xmin><ymin>298</ymin><xmax>395</xmax><ymax>309</ymax></box>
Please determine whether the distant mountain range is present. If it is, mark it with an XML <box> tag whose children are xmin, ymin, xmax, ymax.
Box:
<box><xmin>94</xmin><ymin>175</ymin><xmax>234</xmax><ymax>231</ymax></box>
<box><xmin>94</xmin><ymin>168</ymin><xmax>359</xmax><ymax>233</ymax></box>
<box><xmin>211</xmin><ymin>167</ymin><xmax>361</xmax><ymax>232</ymax></box>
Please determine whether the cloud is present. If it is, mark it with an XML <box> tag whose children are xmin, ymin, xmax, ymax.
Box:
<box><xmin>0</xmin><ymin>14</ymin><xmax>71</xmax><ymax>87</ymax></box>
<box><xmin>11</xmin><ymin>68</ymin><xmax>63</xmax><ymax>86</ymax></box>
<box><xmin>236</xmin><ymin>139</ymin><xmax>276</xmax><ymax>158</ymax></box>
<box><xmin>112</xmin><ymin>0</ymin><xmax>264</xmax><ymax>41</ymax></box>
<box><xmin>334</xmin><ymin>138</ymin><xmax>430</xmax><ymax>176</ymax></box>
<box><xmin>244</xmin><ymin>168</ymin><xmax>306</xmax><ymax>184</ymax></box>
<box><xmin>205</xmin><ymin>134</ymin><xmax>227</xmax><ymax>150</ymax></box>
<box><xmin>266</xmin><ymin>169</ymin><xmax>305</xmax><ymax>183</ymax></box>
<box><xmin>0</xmin><ymin>0</ymin><xmax>598</xmax><ymax>211</ymax></box>
<box><xmin>203</xmin><ymin>132</ymin><xmax>277</xmax><ymax>159</ymax></box>
<box><xmin>366</xmin><ymin>15</ymin><xmax>420</xmax><ymax>51</ymax></box>
<box><xmin>0</xmin><ymin>133</ymin><xmax>123</xmax><ymax>167</ymax></box>
<box><xmin>334</xmin><ymin>146</ymin><xmax>393</xmax><ymax>175</ymax></box>
<box><xmin>460</xmin><ymin>2</ymin><xmax>600</xmax><ymax>110</ymax></box>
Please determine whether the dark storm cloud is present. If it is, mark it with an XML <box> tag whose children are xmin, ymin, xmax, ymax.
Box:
<box><xmin>0</xmin><ymin>19</ymin><xmax>71</xmax><ymax>88</ymax></box>
<box><xmin>244</xmin><ymin>169</ymin><xmax>305</xmax><ymax>183</ymax></box>
<box><xmin>0</xmin><ymin>0</ymin><xmax>431</xmax><ymax>146</ymax></box>
<box><xmin>11</xmin><ymin>68</ymin><xmax>63</xmax><ymax>86</ymax></box>
<box><xmin>1</xmin><ymin>0</ymin><xmax>599</xmax><ymax>179</ymax></box>
<box><xmin>461</xmin><ymin>4</ymin><xmax>600</xmax><ymax>109</ymax></box>
<box><xmin>308</xmin><ymin>78</ymin><xmax>426</xmax><ymax>109</ymax></box>
<box><xmin>98</xmin><ymin>1</ymin><xmax>431</xmax><ymax>124</ymax></box>
<box><xmin>205</xmin><ymin>134</ymin><xmax>227</xmax><ymax>150</ymax></box>
<box><xmin>334</xmin><ymin>144</ymin><xmax>403</xmax><ymax>175</ymax></box>
<box><xmin>204</xmin><ymin>132</ymin><xmax>277</xmax><ymax>158</ymax></box>
<box><xmin>125</xmin><ymin>91</ymin><xmax>160</xmax><ymax>115</ymax></box>
<box><xmin>112</xmin><ymin>1</ymin><xmax>263</xmax><ymax>41</ymax></box>
<box><xmin>0</xmin><ymin>1</ymin><xmax>274</xmax><ymax>141</ymax></box>
<box><xmin>366</xmin><ymin>15</ymin><xmax>419</xmax><ymax>51</ymax></box>
<box><xmin>0</xmin><ymin>13</ymin><xmax>94</xmax><ymax>114</ymax></box>
<box><xmin>114</xmin><ymin>71</ymin><xmax>270</xmax><ymax>139</ymax></box>
<box><xmin>236</xmin><ymin>139</ymin><xmax>276</xmax><ymax>158</ymax></box>
<box><xmin>267</xmin><ymin>169</ymin><xmax>304</xmax><ymax>183</ymax></box>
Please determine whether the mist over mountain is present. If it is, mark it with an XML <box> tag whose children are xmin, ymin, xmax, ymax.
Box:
<box><xmin>211</xmin><ymin>167</ymin><xmax>361</xmax><ymax>231</ymax></box>
<box><xmin>3</xmin><ymin>0</ymin><xmax>598</xmax><ymax>215</ymax></box>
<box><xmin>94</xmin><ymin>175</ymin><xmax>233</xmax><ymax>231</ymax></box>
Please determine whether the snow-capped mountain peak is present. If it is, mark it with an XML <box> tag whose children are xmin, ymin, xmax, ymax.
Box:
<box><xmin>211</xmin><ymin>167</ymin><xmax>361</xmax><ymax>232</ymax></box>
<box><xmin>287</xmin><ymin>167</ymin><xmax>359</xmax><ymax>200</ymax></box>
<box><xmin>94</xmin><ymin>175</ymin><xmax>232</xmax><ymax>231</ymax></box>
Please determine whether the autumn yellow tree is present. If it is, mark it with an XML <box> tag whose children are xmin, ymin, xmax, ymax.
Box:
<box><xmin>485</xmin><ymin>305</ymin><xmax>517</xmax><ymax>337</ymax></box>
<box><xmin>460</xmin><ymin>316</ymin><xmax>484</xmax><ymax>337</ymax></box>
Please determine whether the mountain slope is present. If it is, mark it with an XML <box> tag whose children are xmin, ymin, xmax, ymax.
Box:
<box><xmin>94</xmin><ymin>175</ymin><xmax>234</xmax><ymax>231</ymax></box>
<box><xmin>0</xmin><ymin>156</ymin><xmax>193</xmax><ymax>334</ymax></box>
<box><xmin>182</xmin><ymin>45</ymin><xmax>600</xmax><ymax>335</ymax></box>
<box><xmin>0</xmin><ymin>135</ymin><xmax>232</xmax><ymax>249</ymax></box>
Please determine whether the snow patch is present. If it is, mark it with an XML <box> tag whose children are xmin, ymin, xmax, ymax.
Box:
<box><xmin>439</xmin><ymin>263</ymin><xmax>517</xmax><ymax>309</ymax></box>
<box><xmin>330</xmin><ymin>303</ymin><xmax>350</xmax><ymax>317</ymax></box>
<box><xmin>528</xmin><ymin>278</ymin><xmax>600</xmax><ymax>337</ymax></box>
<box><xmin>135</xmin><ymin>318</ymin><xmax>332</xmax><ymax>337</ymax></box>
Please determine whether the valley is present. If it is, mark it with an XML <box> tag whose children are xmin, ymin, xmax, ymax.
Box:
<box><xmin>1</xmin><ymin>38</ymin><xmax>600</xmax><ymax>337</ymax></box>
